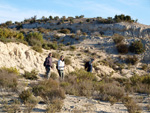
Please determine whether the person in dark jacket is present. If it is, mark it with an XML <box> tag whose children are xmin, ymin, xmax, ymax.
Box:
<box><xmin>87</xmin><ymin>58</ymin><xmax>94</xmax><ymax>72</ymax></box>
<box><xmin>45</xmin><ymin>53</ymin><xmax>53</xmax><ymax>79</ymax></box>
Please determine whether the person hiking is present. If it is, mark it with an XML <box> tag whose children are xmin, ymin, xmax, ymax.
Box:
<box><xmin>57</xmin><ymin>55</ymin><xmax>65</xmax><ymax>80</ymax></box>
<box><xmin>85</xmin><ymin>58</ymin><xmax>94</xmax><ymax>73</ymax></box>
<box><xmin>44</xmin><ymin>53</ymin><xmax>53</xmax><ymax>79</ymax></box>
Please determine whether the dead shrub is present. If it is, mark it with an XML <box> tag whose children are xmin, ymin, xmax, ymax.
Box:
<box><xmin>122</xmin><ymin>96</ymin><xmax>141</xmax><ymax>113</ymax></box>
<box><xmin>112</xmin><ymin>34</ymin><xmax>124</xmax><ymax>44</ymax></box>
<box><xmin>32</xmin><ymin>79</ymin><xmax>65</xmax><ymax>112</ymax></box>
<box><xmin>97</xmin><ymin>83</ymin><xmax>124</xmax><ymax>105</ymax></box>
<box><xmin>62</xmin><ymin>69</ymin><xmax>97</xmax><ymax>97</ymax></box>
<box><xmin>0</xmin><ymin>69</ymin><xmax>18</xmax><ymax>90</ymax></box>
<box><xmin>64</xmin><ymin>57</ymin><xmax>72</xmax><ymax>65</ymax></box>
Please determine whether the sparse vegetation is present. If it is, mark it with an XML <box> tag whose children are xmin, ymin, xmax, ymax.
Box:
<box><xmin>126</xmin><ymin>55</ymin><xmax>139</xmax><ymax>65</ymax></box>
<box><xmin>23</xmin><ymin>69</ymin><xmax>38</xmax><ymax>80</ymax></box>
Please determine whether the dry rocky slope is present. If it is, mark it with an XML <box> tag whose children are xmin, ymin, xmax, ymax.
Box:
<box><xmin>10</xmin><ymin>22</ymin><xmax>150</xmax><ymax>38</ymax></box>
<box><xmin>1</xmin><ymin>21</ymin><xmax>150</xmax><ymax>113</ymax></box>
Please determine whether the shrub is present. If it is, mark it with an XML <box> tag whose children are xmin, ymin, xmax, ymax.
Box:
<box><xmin>32</xmin><ymin>46</ymin><xmax>43</xmax><ymax>53</ymax></box>
<box><xmin>32</xmin><ymin>79</ymin><xmax>65</xmax><ymax>100</ymax></box>
<box><xmin>0</xmin><ymin>67</ymin><xmax>19</xmax><ymax>75</ymax></box>
<box><xmin>122</xmin><ymin>96</ymin><xmax>141</xmax><ymax>113</ymax></box>
<box><xmin>2</xmin><ymin>99</ymin><xmax>21</xmax><ymax>113</ymax></box>
<box><xmin>0</xmin><ymin>69</ymin><xmax>18</xmax><ymax>90</ymax></box>
<box><xmin>97</xmin><ymin>83</ymin><xmax>124</xmax><ymax>105</ymax></box>
<box><xmin>129</xmin><ymin>75</ymin><xmax>150</xmax><ymax>94</ymax></box>
<box><xmin>64</xmin><ymin>57</ymin><xmax>71</xmax><ymax>65</ymax></box>
<box><xmin>23</xmin><ymin>69</ymin><xmax>38</xmax><ymax>80</ymax></box>
<box><xmin>32</xmin><ymin>79</ymin><xmax>65</xmax><ymax>112</ymax></box>
<box><xmin>126</xmin><ymin>55</ymin><xmax>138</xmax><ymax>65</ymax></box>
<box><xmin>19</xmin><ymin>90</ymin><xmax>32</xmax><ymax>103</ymax></box>
<box><xmin>141</xmin><ymin>64</ymin><xmax>148</xmax><ymax>71</ymax></box>
<box><xmin>16</xmin><ymin>33</ymin><xmax>24</xmax><ymax>40</ymax></box>
<box><xmin>62</xmin><ymin>69</ymin><xmax>97</xmax><ymax>97</ymax></box>
<box><xmin>112</xmin><ymin>34</ymin><xmax>124</xmax><ymax>44</ymax></box>
<box><xmin>116</xmin><ymin>43</ymin><xmax>128</xmax><ymax>54</ymax></box>
<box><xmin>26</xmin><ymin>32</ymin><xmax>43</xmax><ymax>46</ymax></box>
<box><xmin>70</xmin><ymin>34</ymin><xmax>75</xmax><ymax>38</ymax></box>
<box><xmin>24</xmin><ymin>96</ymin><xmax>38</xmax><ymax>113</ymax></box>
<box><xmin>129</xmin><ymin>40</ymin><xmax>145</xmax><ymax>54</ymax></box>
<box><xmin>53</xmin><ymin>34</ymin><xmax>60</xmax><ymax>40</ymax></box>
<box><xmin>82</xmin><ymin>32</ymin><xmax>87</xmax><ymax>36</ymax></box>
<box><xmin>59</xmin><ymin>29</ymin><xmax>70</xmax><ymax>34</ymax></box>
<box><xmin>46</xmin><ymin>98</ymin><xmax>63</xmax><ymax>113</ymax></box>
<box><xmin>70</xmin><ymin>45</ymin><xmax>76</xmax><ymax>51</ymax></box>
<box><xmin>52</xmin><ymin>52</ymin><xmax>60</xmax><ymax>59</ymax></box>
<box><xmin>43</xmin><ymin>42</ymin><xmax>58</xmax><ymax>50</ymax></box>
<box><xmin>50</xmin><ymin>72</ymin><xmax>58</xmax><ymax>80</ymax></box>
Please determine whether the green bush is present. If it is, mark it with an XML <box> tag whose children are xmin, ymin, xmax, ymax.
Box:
<box><xmin>32</xmin><ymin>46</ymin><xmax>43</xmax><ymax>53</ymax></box>
<box><xmin>116</xmin><ymin>43</ymin><xmax>128</xmax><ymax>54</ymax></box>
<box><xmin>129</xmin><ymin>40</ymin><xmax>145</xmax><ymax>54</ymax></box>
<box><xmin>112</xmin><ymin>34</ymin><xmax>124</xmax><ymax>44</ymax></box>
<box><xmin>42</xmin><ymin>42</ymin><xmax>58</xmax><ymax>50</ymax></box>
<box><xmin>59</xmin><ymin>29</ymin><xmax>70</xmax><ymax>34</ymax></box>
<box><xmin>1</xmin><ymin>67</ymin><xmax>19</xmax><ymax>75</ymax></box>
<box><xmin>0</xmin><ymin>28</ymin><xmax>24</xmax><ymax>41</ymax></box>
<box><xmin>23</xmin><ymin>69</ymin><xmax>38</xmax><ymax>80</ymax></box>
<box><xmin>26</xmin><ymin>32</ymin><xmax>43</xmax><ymax>46</ymax></box>
<box><xmin>16</xmin><ymin>33</ymin><xmax>24</xmax><ymax>40</ymax></box>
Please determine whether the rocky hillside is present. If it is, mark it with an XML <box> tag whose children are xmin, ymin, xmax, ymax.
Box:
<box><xmin>9</xmin><ymin>22</ymin><xmax>150</xmax><ymax>38</ymax></box>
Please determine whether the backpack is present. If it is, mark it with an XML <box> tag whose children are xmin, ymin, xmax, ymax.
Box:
<box><xmin>56</xmin><ymin>61</ymin><xmax>58</xmax><ymax>70</ymax></box>
<box><xmin>43</xmin><ymin>57</ymin><xmax>48</xmax><ymax>67</ymax></box>
<box><xmin>84</xmin><ymin>61</ymin><xmax>89</xmax><ymax>70</ymax></box>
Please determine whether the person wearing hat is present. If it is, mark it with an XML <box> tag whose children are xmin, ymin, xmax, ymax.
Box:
<box><xmin>58</xmin><ymin>55</ymin><xmax>65</xmax><ymax>80</ymax></box>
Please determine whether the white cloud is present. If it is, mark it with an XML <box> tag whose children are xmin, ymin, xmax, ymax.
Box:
<box><xmin>78</xmin><ymin>1</ymin><xmax>125</xmax><ymax>17</ymax></box>
<box><xmin>0</xmin><ymin>4</ymin><xmax>63</xmax><ymax>23</ymax></box>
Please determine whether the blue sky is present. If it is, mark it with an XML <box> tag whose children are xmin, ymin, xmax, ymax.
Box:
<box><xmin>0</xmin><ymin>0</ymin><xmax>150</xmax><ymax>25</ymax></box>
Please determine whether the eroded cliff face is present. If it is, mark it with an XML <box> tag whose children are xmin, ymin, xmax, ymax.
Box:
<box><xmin>10</xmin><ymin>22</ymin><xmax>150</xmax><ymax>38</ymax></box>
<box><xmin>0</xmin><ymin>42</ymin><xmax>78</xmax><ymax>75</ymax></box>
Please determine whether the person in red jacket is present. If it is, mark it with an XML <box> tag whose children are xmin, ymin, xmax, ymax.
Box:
<box><xmin>44</xmin><ymin>53</ymin><xmax>53</xmax><ymax>79</ymax></box>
